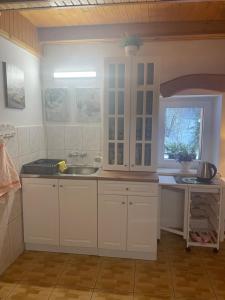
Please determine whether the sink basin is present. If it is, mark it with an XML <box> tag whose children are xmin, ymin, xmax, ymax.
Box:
<box><xmin>63</xmin><ymin>166</ymin><xmax>99</xmax><ymax>176</ymax></box>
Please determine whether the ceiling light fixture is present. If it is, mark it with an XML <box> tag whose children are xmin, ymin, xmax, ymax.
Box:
<box><xmin>53</xmin><ymin>71</ymin><xmax>96</xmax><ymax>79</ymax></box>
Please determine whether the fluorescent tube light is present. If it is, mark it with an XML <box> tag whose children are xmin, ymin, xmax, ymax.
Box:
<box><xmin>53</xmin><ymin>71</ymin><xmax>96</xmax><ymax>78</ymax></box>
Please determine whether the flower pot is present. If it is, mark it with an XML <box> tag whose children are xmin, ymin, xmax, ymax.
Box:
<box><xmin>180</xmin><ymin>161</ymin><xmax>192</xmax><ymax>173</ymax></box>
<box><xmin>125</xmin><ymin>45</ymin><xmax>138</xmax><ymax>56</ymax></box>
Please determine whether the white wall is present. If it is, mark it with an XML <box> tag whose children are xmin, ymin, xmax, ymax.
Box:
<box><xmin>0</xmin><ymin>36</ymin><xmax>43</xmax><ymax>125</ymax></box>
<box><xmin>42</xmin><ymin>39</ymin><xmax>225</xmax><ymax>85</ymax></box>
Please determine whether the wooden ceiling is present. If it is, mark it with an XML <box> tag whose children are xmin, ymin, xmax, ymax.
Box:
<box><xmin>1</xmin><ymin>1</ymin><xmax>225</xmax><ymax>43</ymax></box>
<box><xmin>19</xmin><ymin>1</ymin><xmax>225</xmax><ymax>28</ymax></box>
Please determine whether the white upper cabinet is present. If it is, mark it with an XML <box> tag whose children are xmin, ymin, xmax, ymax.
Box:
<box><xmin>103</xmin><ymin>57</ymin><xmax>159</xmax><ymax>171</ymax></box>
<box><xmin>130</xmin><ymin>58</ymin><xmax>159</xmax><ymax>171</ymax></box>
<box><xmin>103</xmin><ymin>58</ymin><xmax>131</xmax><ymax>171</ymax></box>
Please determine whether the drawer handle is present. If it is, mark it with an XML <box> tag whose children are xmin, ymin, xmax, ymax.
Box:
<box><xmin>52</xmin><ymin>184</ymin><xmax>56</xmax><ymax>187</ymax></box>
<box><xmin>129</xmin><ymin>202</ymin><xmax>133</xmax><ymax>205</ymax></box>
<box><xmin>60</xmin><ymin>185</ymin><xmax>63</xmax><ymax>188</ymax></box>
<box><xmin>121</xmin><ymin>201</ymin><xmax>126</xmax><ymax>205</ymax></box>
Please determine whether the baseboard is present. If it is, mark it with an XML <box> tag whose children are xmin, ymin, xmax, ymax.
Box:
<box><xmin>98</xmin><ymin>248</ymin><xmax>157</xmax><ymax>260</ymax></box>
<box><xmin>25</xmin><ymin>243</ymin><xmax>98</xmax><ymax>255</ymax></box>
<box><xmin>25</xmin><ymin>243</ymin><xmax>157</xmax><ymax>260</ymax></box>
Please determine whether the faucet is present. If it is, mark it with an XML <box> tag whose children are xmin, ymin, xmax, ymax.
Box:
<box><xmin>69</xmin><ymin>151</ymin><xmax>87</xmax><ymax>158</ymax></box>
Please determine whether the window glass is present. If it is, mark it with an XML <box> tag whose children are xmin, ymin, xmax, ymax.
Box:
<box><xmin>164</xmin><ymin>107</ymin><xmax>202</xmax><ymax>160</ymax></box>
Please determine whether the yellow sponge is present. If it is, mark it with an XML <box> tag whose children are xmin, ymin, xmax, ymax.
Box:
<box><xmin>57</xmin><ymin>161</ymin><xmax>67</xmax><ymax>173</ymax></box>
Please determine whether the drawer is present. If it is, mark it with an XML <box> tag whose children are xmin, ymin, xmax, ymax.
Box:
<box><xmin>58</xmin><ymin>179</ymin><xmax>97</xmax><ymax>188</ymax></box>
<box><xmin>22</xmin><ymin>178</ymin><xmax>58</xmax><ymax>186</ymax></box>
<box><xmin>98</xmin><ymin>181</ymin><xmax>158</xmax><ymax>196</ymax></box>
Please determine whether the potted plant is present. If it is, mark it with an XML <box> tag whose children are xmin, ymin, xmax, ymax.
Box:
<box><xmin>176</xmin><ymin>148</ymin><xmax>196</xmax><ymax>172</ymax></box>
<box><xmin>120</xmin><ymin>35</ymin><xmax>143</xmax><ymax>56</ymax></box>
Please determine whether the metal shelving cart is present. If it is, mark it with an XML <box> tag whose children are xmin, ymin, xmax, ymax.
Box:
<box><xmin>187</xmin><ymin>185</ymin><xmax>222</xmax><ymax>252</ymax></box>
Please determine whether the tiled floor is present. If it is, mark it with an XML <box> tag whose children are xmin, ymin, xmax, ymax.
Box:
<box><xmin>0</xmin><ymin>231</ymin><xmax>225</xmax><ymax>300</ymax></box>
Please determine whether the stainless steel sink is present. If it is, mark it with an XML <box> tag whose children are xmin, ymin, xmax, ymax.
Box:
<box><xmin>63</xmin><ymin>166</ymin><xmax>99</xmax><ymax>175</ymax></box>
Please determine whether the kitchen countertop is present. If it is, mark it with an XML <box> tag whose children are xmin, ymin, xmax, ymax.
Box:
<box><xmin>159</xmin><ymin>175</ymin><xmax>221</xmax><ymax>187</ymax></box>
<box><xmin>20</xmin><ymin>169</ymin><xmax>159</xmax><ymax>183</ymax></box>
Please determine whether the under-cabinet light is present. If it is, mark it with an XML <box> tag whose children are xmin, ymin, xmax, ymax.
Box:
<box><xmin>53</xmin><ymin>71</ymin><xmax>96</xmax><ymax>79</ymax></box>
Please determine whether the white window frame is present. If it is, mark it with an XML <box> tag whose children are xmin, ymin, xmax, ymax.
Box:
<box><xmin>158</xmin><ymin>95</ymin><xmax>216</xmax><ymax>169</ymax></box>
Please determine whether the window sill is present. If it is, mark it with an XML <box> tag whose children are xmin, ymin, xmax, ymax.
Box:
<box><xmin>157</xmin><ymin>168</ymin><xmax>197</xmax><ymax>176</ymax></box>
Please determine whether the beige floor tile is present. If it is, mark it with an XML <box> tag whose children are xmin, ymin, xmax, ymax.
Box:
<box><xmin>96</xmin><ymin>259</ymin><xmax>135</xmax><ymax>293</ymax></box>
<box><xmin>0</xmin><ymin>281</ymin><xmax>17</xmax><ymax>299</ymax></box>
<box><xmin>49</xmin><ymin>287</ymin><xmax>93</xmax><ymax>300</ymax></box>
<box><xmin>173</xmin><ymin>272</ymin><xmax>215</xmax><ymax>300</ymax></box>
<box><xmin>134</xmin><ymin>260</ymin><xmax>173</xmax><ymax>298</ymax></box>
<box><xmin>175</xmin><ymin>298</ymin><xmax>216</xmax><ymax>300</ymax></box>
<box><xmin>57</xmin><ymin>259</ymin><xmax>100</xmax><ymax>289</ymax></box>
<box><xmin>0</xmin><ymin>232</ymin><xmax>224</xmax><ymax>300</ymax></box>
<box><xmin>6</xmin><ymin>283</ymin><xmax>53</xmax><ymax>300</ymax></box>
<box><xmin>209</xmin><ymin>277</ymin><xmax>225</xmax><ymax>299</ymax></box>
<box><xmin>0</xmin><ymin>252</ymin><xmax>68</xmax><ymax>285</ymax></box>
<box><xmin>134</xmin><ymin>294</ymin><xmax>173</xmax><ymax>300</ymax></box>
<box><xmin>67</xmin><ymin>254</ymin><xmax>100</xmax><ymax>265</ymax></box>
<box><xmin>92</xmin><ymin>290</ymin><xmax>133</xmax><ymax>300</ymax></box>
<box><xmin>0</xmin><ymin>265</ymin><xmax>24</xmax><ymax>284</ymax></box>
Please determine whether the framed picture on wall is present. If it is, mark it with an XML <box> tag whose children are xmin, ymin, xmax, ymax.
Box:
<box><xmin>2</xmin><ymin>62</ymin><xmax>25</xmax><ymax>109</ymax></box>
<box><xmin>44</xmin><ymin>88</ymin><xmax>69</xmax><ymax>122</ymax></box>
<box><xmin>75</xmin><ymin>88</ymin><xmax>101</xmax><ymax>123</ymax></box>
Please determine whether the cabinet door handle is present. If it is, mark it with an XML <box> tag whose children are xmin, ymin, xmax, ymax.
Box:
<box><xmin>129</xmin><ymin>202</ymin><xmax>133</xmax><ymax>205</ymax></box>
<box><xmin>121</xmin><ymin>201</ymin><xmax>126</xmax><ymax>204</ymax></box>
<box><xmin>52</xmin><ymin>184</ymin><xmax>56</xmax><ymax>187</ymax></box>
<box><xmin>124</xmin><ymin>164</ymin><xmax>128</xmax><ymax>167</ymax></box>
<box><xmin>60</xmin><ymin>185</ymin><xmax>63</xmax><ymax>188</ymax></box>
<box><xmin>126</xmin><ymin>187</ymin><xmax>129</xmax><ymax>191</ymax></box>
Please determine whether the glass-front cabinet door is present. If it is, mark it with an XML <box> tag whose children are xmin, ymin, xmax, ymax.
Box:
<box><xmin>130</xmin><ymin>58</ymin><xmax>159</xmax><ymax>171</ymax></box>
<box><xmin>103</xmin><ymin>58</ymin><xmax>130</xmax><ymax>170</ymax></box>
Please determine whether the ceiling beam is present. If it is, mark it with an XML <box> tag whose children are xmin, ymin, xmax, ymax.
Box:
<box><xmin>1</xmin><ymin>0</ymin><xmax>225</xmax><ymax>10</ymax></box>
<box><xmin>38</xmin><ymin>21</ymin><xmax>225</xmax><ymax>43</ymax></box>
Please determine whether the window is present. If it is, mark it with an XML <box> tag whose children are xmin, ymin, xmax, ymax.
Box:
<box><xmin>164</xmin><ymin>107</ymin><xmax>203</xmax><ymax>160</ymax></box>
<box><xmin>158</xmin><ymin>96</ymin><xmax>221</xmax><ymax>169</ymax></box>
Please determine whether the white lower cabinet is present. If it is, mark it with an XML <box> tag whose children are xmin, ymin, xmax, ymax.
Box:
<box><xmin>127</xmin><ymin>196</ymin><xmax>157</xmax><ymax>252</ymax></box>
<box><xmin>22</xmin><ymin>178</ymin><xmax>158</xmax><ymax>260</ymax></box>
<box><xmin>98</xmin><ymin>181</ymin><xmax>158</xmax><ymax>259</ymax></box>
<box><xmin>59</xmin><ymin>179</ymin><xmax>97</xmax><ymax>248</ymax></box>
<box><xmin>22</xmin><ymin>178</ymin><xmax>59</xmax><ymax>246</ymax></box>
<box><xmin>22</xmin><ymin>178</ymin><xmax>98</xmax><ymax>251</ymax></box>
<box><xmin>98</xmin><ymin>195</ymin><xmax>127</xmax><ymax>250</ymax></box>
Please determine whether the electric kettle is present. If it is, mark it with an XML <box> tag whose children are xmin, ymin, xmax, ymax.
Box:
<box><xmin>197</xmin><ymin>161</ymin><xmax>217</xmax><ymax>182</ymax></box>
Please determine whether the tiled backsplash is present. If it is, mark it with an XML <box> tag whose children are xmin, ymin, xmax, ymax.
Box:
<box><xmin>46</xmin><ymin>124</ymin><xmax>102</xmax><ymax>165</ymax></box>
<box><xmin>5</xmin><ymin>123</ymin><xmax>102</xmax><ymax>170</ymax></box>
<box><xmin>6</xmin><ymin>125</ymin><xmax>46</xmax><ymax>172</ymax></box>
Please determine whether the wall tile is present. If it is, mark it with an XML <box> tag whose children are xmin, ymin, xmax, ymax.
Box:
<box><xmin>47</xmin><ymin>125</ymin><xmax>65</xmax><ymax>150</ymax></box>
<box><xmin>29</xmin><ymin>126</ymin><xmax>40</xmax><ymax>153</ymax></box>
<box><xmin>39</xmin><ymin>126</ymin><xmax>46</xmax><ymax>151</ymax></box>
<box><xmin>83</xmin><ymin>126</ymin><xmax>101</xmax><ymax>151</ymax></box>
<box><xmin>6</xmin><ymin>133</ymin><xmax>18</xmax><ymax>159</ymax></box>
<box><xmin>17</xmin><ymin>127</ymin><xmax>30</xmax><ymax>156</ymax></box>
<box><xmin>65</xmin><ymin>125</ymin><xmax>83</xmax><ymax>150</ymax></box>
<box><xmin>47</xmin><ymin>150</ymin><xmax>65</xmax><ymax>160</ymax></box>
